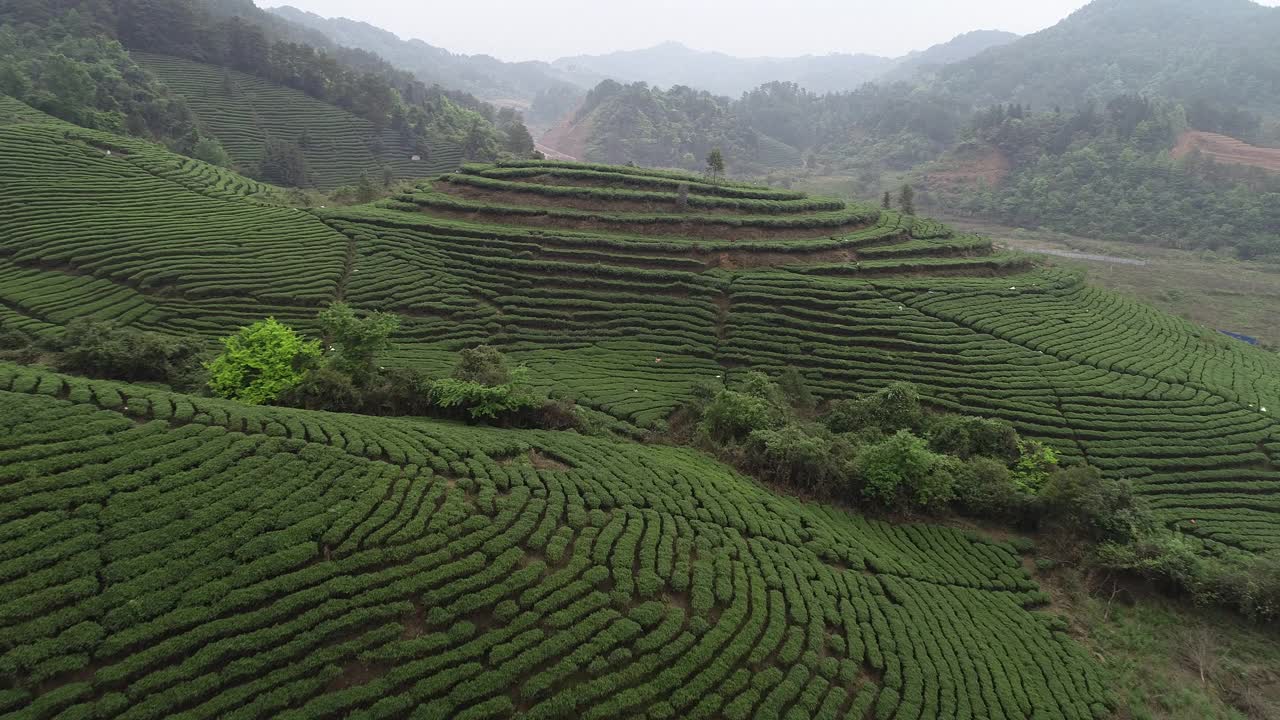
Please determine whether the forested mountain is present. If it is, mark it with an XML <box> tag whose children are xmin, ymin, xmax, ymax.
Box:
<box><xmin>0</xmin><ymin>0</ymin><xmax>536</xmax><ymax>184</ymax></box>
<box><xmin>879</xmin><ymin>30</ymin><xmax>1021</xmax><ymax>83</ymax></box>
<box><xmin>936</xmin><ymin>0</ymin><xmax>1280</xmax><ymax>113</ymax></box>
<box><xmin>563</xmin><ymin>79</ymin><xmax>961</xmax><ymax>177</ymax></box>
<box><xmin>264</xmin><ymin>9</ymin><xmax>1016</xmax><ymax>126</ymax></box>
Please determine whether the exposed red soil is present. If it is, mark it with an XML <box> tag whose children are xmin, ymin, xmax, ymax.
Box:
<box><xmin>437</xmin><ymin>182</ymin><xmax>802</xmax><ymax>216</ymax></box>
<box><xmin>711</xmin><ymin>248</ymin><xmax>859</xmax><ymax>270</ymax></box>
<box><xmin>1173</xmin><ymin>130</ymin><xmax>1280</xmax><ymax>174</ymax></box>
<box><xmin>924</xmin><ymin>145</ymin><xmax>1011</xmax><ymax>191</ymax></box>
<box><xmin>411</xmin><ymin>203</ymin><xmax>869</xmax><ymax>241</ymax></box>
<box><xmin>528</xmin><ymin>449</ymin><xmax>572</xmax><ymax>472</ymax></box>
<box><xmin>538</xmin><ymin>105</ymin><xmax>592</xmax><ymax>161</ymax></box>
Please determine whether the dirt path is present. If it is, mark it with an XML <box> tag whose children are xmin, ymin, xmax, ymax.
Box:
<box><xmin>538</xmin><ymin>106</ymin><xmax>592</xmax><ymax>162</ymax></box>
<box><xmin>1173</xmin><ymin>130</ymin><xmax>1280</xmax><ymax>174</ymax></box>
<box><xmin>1017</xmin><ymin>247</ymin><xmax>1147</xmax><ymax>266</ymax></box>
<box><xmin>535</xmin><ymin>143</ymin><xmax>577</xmax><ymax>162</ymax></box>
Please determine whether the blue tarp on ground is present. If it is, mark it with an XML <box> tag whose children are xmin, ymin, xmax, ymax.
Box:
<box><xmin>1220</xmin><ymin>331</ymin><xmax>1260</xmax><ymax>345</ymax></box>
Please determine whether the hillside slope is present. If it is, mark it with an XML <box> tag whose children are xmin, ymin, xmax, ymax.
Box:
<box><xmin>3</xmin><ymin>96</ymin><xmax>1279</xmax><ymax>563</ymax></box>
<box><xmin>936</xmin><ymin>0</ymin><xmax>1280</xmax><ymax>112</ymax></box>
<box><xmin>1172</xmin><ymin>130</ymin><xmax>1280</xmax><ymax>173</ymax></box>
<box><xmin>135</xmin><ymin>53</ymin><xmax>462</xmax><ymax>188</ymax></box>
<box><xmin>878</xmin><ymin>30</ymin><xmax>1021</xmax><ymax>82</ymax></box>
<box><xmin>0</xmin><ymin>362</ymin><xmax>1114</xmax><ymax>718</ymax></box>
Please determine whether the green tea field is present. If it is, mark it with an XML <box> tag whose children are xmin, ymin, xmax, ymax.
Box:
<box><xmin>3</xmin><ymin>91</ymin><xmax>1280</xmax><ymax>718</ymax></box>
<box><xmin>3</xmin><ymin>96</ymin><xmax>1279</xmax><ymax>554</ymax></box>
<box><xmin>133</xmin><ymin>54</ymin><xmax>462</xmax><ymax>188</ymax></box>
<box><xmin>0</xmin><ymin>363</ymin><xmax>1112</xmax><ymax>719</ymax></box>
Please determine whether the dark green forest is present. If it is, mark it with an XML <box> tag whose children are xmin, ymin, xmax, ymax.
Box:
<box><xmin>576</xmin><ymin>79</ymin><xmax>960</xmax><ymax>177</ymax></box>
<box><xmin>942</xmin><ymin>98</ymin><xmax>1280</xmax><ymax>258</ymax></box>
<box><xmin>0</xmin><ymin>0</ymin><xmax>534</xmax><ymax>172</ymax></box>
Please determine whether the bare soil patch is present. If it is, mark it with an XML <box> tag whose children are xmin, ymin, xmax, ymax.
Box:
<box><xmin>528</xmin><ymin>449</ymin><xmax>572</xmax><ymax>472</ymax></box>
<box><xmin>1173</xmin><ymin>130</ymin><xmax>1280</xmax><ymax>174</ymax></box>
<box><xmin>925</xmin><ymin>144</ymin><xmax>1011</xmax><ymax>191</ymax></box>
<box><xmin>437</xmin><ymin>182</ymin><xmax>803</xmax><ymax>217</ymax></box>
<box><xmin>539</xmin><ymin>108</ymin><xmax>592</xmax><ymax>161</ymax></box>
<box><xmin>412</xmin><ymin>203</ymin><xmax>868</xmax><ymax>242</ymax></box>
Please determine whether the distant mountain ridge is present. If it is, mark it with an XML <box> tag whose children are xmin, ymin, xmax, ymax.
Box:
<box><xmin>551</xmin><ymin>42</ymin><xmax>895</xmax><ymax>97</ymax></box>
<box><xmin>265</xmin><ymin>6</ymin><xmax>1019</xmax><ymax>100</ymax></box>
<box><xmin>268</xmin><ymin>6</ymin><xmax>602</xmax><ymax>102</ymax></box>
<box><xmin>550</xmin><ymin>32</ymin><xmax>1020</xmax><ymax>97</ymax></box>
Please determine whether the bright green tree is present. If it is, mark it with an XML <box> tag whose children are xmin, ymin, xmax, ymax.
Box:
<box><xmin>206</xmin><ymin>318</ymin><xmax>320</xmax><ymax>404</ymax></box>
<box><xmin>1011</xmin><ymin>438</ymin><xmax>1059</xmax><ymax>491</ymax></box>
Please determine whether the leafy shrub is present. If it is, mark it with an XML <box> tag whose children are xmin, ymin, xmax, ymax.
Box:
<box><xmin>536</xmin><ymin>396</ymin><xmax>582</xmax><ymax>431</ymax></box>
<box><xmin>0</xmin><ymin>320</ymin><xmax>33</xmax><ymax>351</ymax></box>
<box><xmin>285</xmin><ymin>365</ymin><xmax>363</xmax><ymax>412</ymax></box>
<box><xmin>316</xmin><ymin>301</ymin><xmax>400</xmax><ymax>382</ymax></box>
<box><xmin>825</xmin><ymin>382</ymin><xmax>924</xmax><ymax>434</ymax></box>
<box><xmin>1096</xmin><ymin>536</ymin><xmax>1280</xmax><ymax>623</ymax></box>
<box><xmin>1212</xmin><ymin>552</ymin><xmax>1280</xmax><ymax>623</ymax></box>
<box><xmin>1011</xmin><ymin>439</ymin><xmax>1059</xmax><ymax>492</ymax></box>
<box><xmin>431</xmin><ymin>368</ymin><xmax>539</xmax><ymax>421</ymax></box>
<box><xmin>259</xmin><ymin>137</ymin><xmax>310</xmax><ymax>186</ymax></box>
<box><xmin>192</xmin><ymin>136</ymin><xmax>231</xmax><ymax>167</ymax></box>
<box><xmin>699</xmin><ymin>389</ymin><xmax>783</xmax><ymax>444</ymax></box>
<box><xmin>854</xmin><ymin>430</ymin><xmax>955</xmax><ymax>511</ymax></box>
<box><xmin>452</xmin><ymin>345</ymin><xmax>512</xmax><ymax>386</ymax></box>
<box><xmin>56</xmin><ymin>320</ymin><xmax>205</xmax><ymax>388</ymax></box>
<box><xmin>745</xmin><ymin>423</ymin><xmax>852</xmax><ymax>492</ymax></box>
<box><xmin>1037</xmin><ymin>465</ymin><xmax>1150</xmax><ymax>543</ymax></box>
<box><xmin>928</xmin><ymin>415</ymin><xmax>1020</xmax><ymax>461</ymax></box>
<box><xmin>775</xmin><ymin>367</ymin><xmax>816</xmax><ymax>413</ymax></box>
<box><xmin>953</xmin><ymin>456</ymin><xmax>1031</xmax><ymax>520</ymax></box>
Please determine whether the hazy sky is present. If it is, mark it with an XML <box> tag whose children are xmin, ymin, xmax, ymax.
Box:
<box><xmin>257</xmin><ymin>0</ymin><xmax>1280</xmax><ymax>61</ymax></box>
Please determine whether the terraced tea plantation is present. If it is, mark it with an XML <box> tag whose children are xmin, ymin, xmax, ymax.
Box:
<box><xmin>134</xmin><ymin>54</ymin><xmax>462</xmax><ymax>188</ymax></box>
<box><xmin>0</xmin><ymin>363</ymin><xmax>1113</xmax><ymax>719</ymax></box>
<box><xmin>3</xmin><ymin>93</ymin><xmax>1280</xmax><ymax>717</ymax></box>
